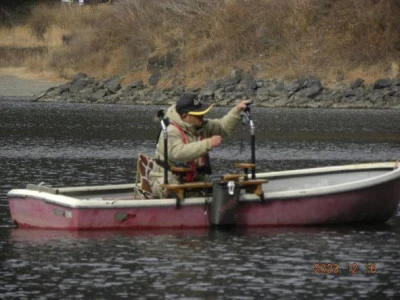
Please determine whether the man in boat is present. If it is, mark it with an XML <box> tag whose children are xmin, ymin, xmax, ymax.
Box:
<box><xmin>149</xmin><ymin>93</ymin><xmax>250</xmax><ymax>198</ymax></box>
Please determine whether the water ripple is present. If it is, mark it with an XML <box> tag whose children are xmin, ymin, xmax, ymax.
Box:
<box><xmin>1</xmin><ymin>101</ymin><xmax>400</xmax><ymax>299</ymax></box>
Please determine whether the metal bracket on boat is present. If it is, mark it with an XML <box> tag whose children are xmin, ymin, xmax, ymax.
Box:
<box><xmin>175</xmin><ymin>194</ymin><xmax>181</xmax><ymax>209</ymax></box>
<box><xmin>260</xmin><ymin>192</ymin><xmax>265</xmax><ymax>203</ymax></box>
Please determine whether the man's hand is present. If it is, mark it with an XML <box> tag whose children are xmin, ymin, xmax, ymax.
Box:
<box><xmin>236</xmin><ymin>100</ymin><xmax>252</xmax><ymax>111</ymax></box>
<box><xmin>210</xmin><ymin>135</ymin><xmax>223</xmax><ymax>148</ymax></box>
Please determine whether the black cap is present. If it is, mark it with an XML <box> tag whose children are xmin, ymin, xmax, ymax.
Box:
<box><xmin>176</xmin><ymin>93</ymin><xmax>214</xmax><ymax>116</ymax></box>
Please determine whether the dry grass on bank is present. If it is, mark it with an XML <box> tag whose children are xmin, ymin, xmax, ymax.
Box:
<box><xmin>1</xmin><ymin>0</ymin><xmax>399</xmax><ymax>87</ymax></box>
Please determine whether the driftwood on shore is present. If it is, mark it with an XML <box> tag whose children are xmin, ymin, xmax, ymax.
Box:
<box><xmin>32</xmin><ymin>71</ymin><xmax>400</xmax><ymax>109</ymax></box>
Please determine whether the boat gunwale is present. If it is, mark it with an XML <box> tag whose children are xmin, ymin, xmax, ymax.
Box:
<box><xmin>256</xmin><ymin>162</ymin><xmax>398</xmax><ymax>179</ymax></box>
<box><xmin>7</xmin><ymin>189</ymin><xmax>216</xmax><ymax>208</ymax></box>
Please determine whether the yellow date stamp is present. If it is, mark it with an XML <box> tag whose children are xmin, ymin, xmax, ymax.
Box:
<box><xmin>314</xmin><ymin>263</ymin><xmax>377</xmax><ymax>275</ymax></box>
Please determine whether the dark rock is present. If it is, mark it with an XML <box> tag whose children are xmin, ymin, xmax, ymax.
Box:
<box><xmin>255</xmin><ymin>81</ymin><xmax>264</xmax><ymax>88</ymax></box>
<box><xmin>219</xmin><ymin>77</ymin><xmax>239</xmax><ymax>89</ymax></box>
<box><xmin>350</xmin><ymin>78</ymin><xmax>364</xmax><ymax>89</ymax></box>
<box><xmin>297</xmin><ymin>76</ymin><xmax>321</xmax><ymax>89</ymax></box>
<box><xmin>294</xmin><ymin>78</ymin><xmax>323</xmax><ymax>99</ymax></box>
<box><xmin>91</xmin><ymin>89</ymin><xmax>107</xmax><ymax>100</ymax></box>
<box><xmin>69</xmin><ymin>74</ymin><xmax>95</xmax><ymax>93</ymax></box>
<box><xmin>373</xmin><ymin>79</ymin><xmax>393</xmax><ymax>89</ymax></box>
<box><xmin>344</xmin><ymin>89</ymin><xmax>356</xmax><ymax>98</ymax></box>
<box><xmin>58</xmin><ymin>84</ymin><xmax>70</xmax><ymax>95</ymax></box>
<box><xmin>32</xmin><ymin>71</ymin><xmax>400</xmax><ymax>109</ymax></box>
<box><xmin>275</xmin><ymin>81</ymin><xmax>285</xmax><ymax>91</ymax></box>
<box><xmin>304</xmin><ymin>82</ymin><xmax>323</xmax><ymax>99</ymax></box>
<box><xmin>284</xmin><ymin>81</ymin><xmax>300</xmax><ymax>93</ymax></box>
<box><xmin>239</xmin><ymin>72</ymin><xmax>257</xmax><ymax>90</ymax></box>
<box><xmin>224</xmin><ymin>85</ymin><xmax>236</xmax><ymax>93</ymax></box>
<box><xmin>151</xmin><ymin>91</ymin><xmax>169</xmax><ymax>104</ymax></box>
<box><xmin>201</xmin><ymin>81</ymin><xmax>217</xmax><ymax>98</ymax></box>
<box><xmin>123</xmin><ymin>81</ymin><xmax>145</xmax><ymax>97</ymax></box>
<box><xmin>103</xmin><ymin>76</ymin><xmax>122</xmax><ymax>93</ymax></box>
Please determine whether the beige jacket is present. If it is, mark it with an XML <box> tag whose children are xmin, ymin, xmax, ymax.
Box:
<box><xmin>149</xmin><ymin>104</ymin><xmax>243</xmax><ymax>198</ymax></box>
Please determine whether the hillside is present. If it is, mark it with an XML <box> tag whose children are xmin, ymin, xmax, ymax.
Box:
<box><xmin>1</xmin><ymin>0</ymin><xmax>399</xmax><ymax>88</ymax></box>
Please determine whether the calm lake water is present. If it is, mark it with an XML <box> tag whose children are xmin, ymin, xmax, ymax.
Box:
<box><xmin>1</xmin><ymin>100</ymin><xmax>400</xmax><ymax>299</ymax></box>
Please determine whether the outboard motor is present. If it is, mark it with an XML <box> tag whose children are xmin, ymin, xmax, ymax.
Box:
<box><xmin>209</xmin><ymin>180</ymin><xmax>240</xmax><ymax>227</ymax></box>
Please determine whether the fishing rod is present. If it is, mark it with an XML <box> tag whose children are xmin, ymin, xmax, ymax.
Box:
<box><xmin>157</xmin><ymin>109</ymin><xmax>169</xmax><ymax>184</ymax></box>
<box><xmin>241</xmin><ymin>100</ymin><xmax>256</xmax><ymax>179</ymax></box>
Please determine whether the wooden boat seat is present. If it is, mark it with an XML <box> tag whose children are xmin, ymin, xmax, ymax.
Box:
<box><xmin>223</xmin><ymin>174</ymin><xmax>244</xmax><ymax>181</ymax></box>
<box><xmin>170</xmin><ymin>166</ymin><xmax>192</xmax><ymax>173</ymax></box>
<box><xmin>161</xmin><ymin>181</ymin><xmax>213</xmax><ymax>202</ymax></box>
<box><xmin>235</xmin><ymin>162</ymin><xmax>256</xmax><ymax>169</ymax></box>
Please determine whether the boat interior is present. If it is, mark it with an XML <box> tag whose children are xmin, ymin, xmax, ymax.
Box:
<box><xmin>22</xmin><ymin>162</ymin><xmax>398</xmax><ymax>201</ymax></box>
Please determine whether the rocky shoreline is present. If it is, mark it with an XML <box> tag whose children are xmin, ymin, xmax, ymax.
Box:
<box><xmin>32</xmin><ymin>70</ymin><xmax>400</xmax><ymax>109</ymax></box>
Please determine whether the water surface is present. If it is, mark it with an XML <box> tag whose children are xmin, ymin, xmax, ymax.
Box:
<box><xmin>1</xmin><ymin>100</ymin><xmax>399</xmax><ymax>299</ymax></box>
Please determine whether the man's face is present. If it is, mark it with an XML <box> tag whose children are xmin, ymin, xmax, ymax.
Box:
<box><xmin>182</xmin><ymin>114</ymin><xmax>205</xmax><ymax>128</ymax></box>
